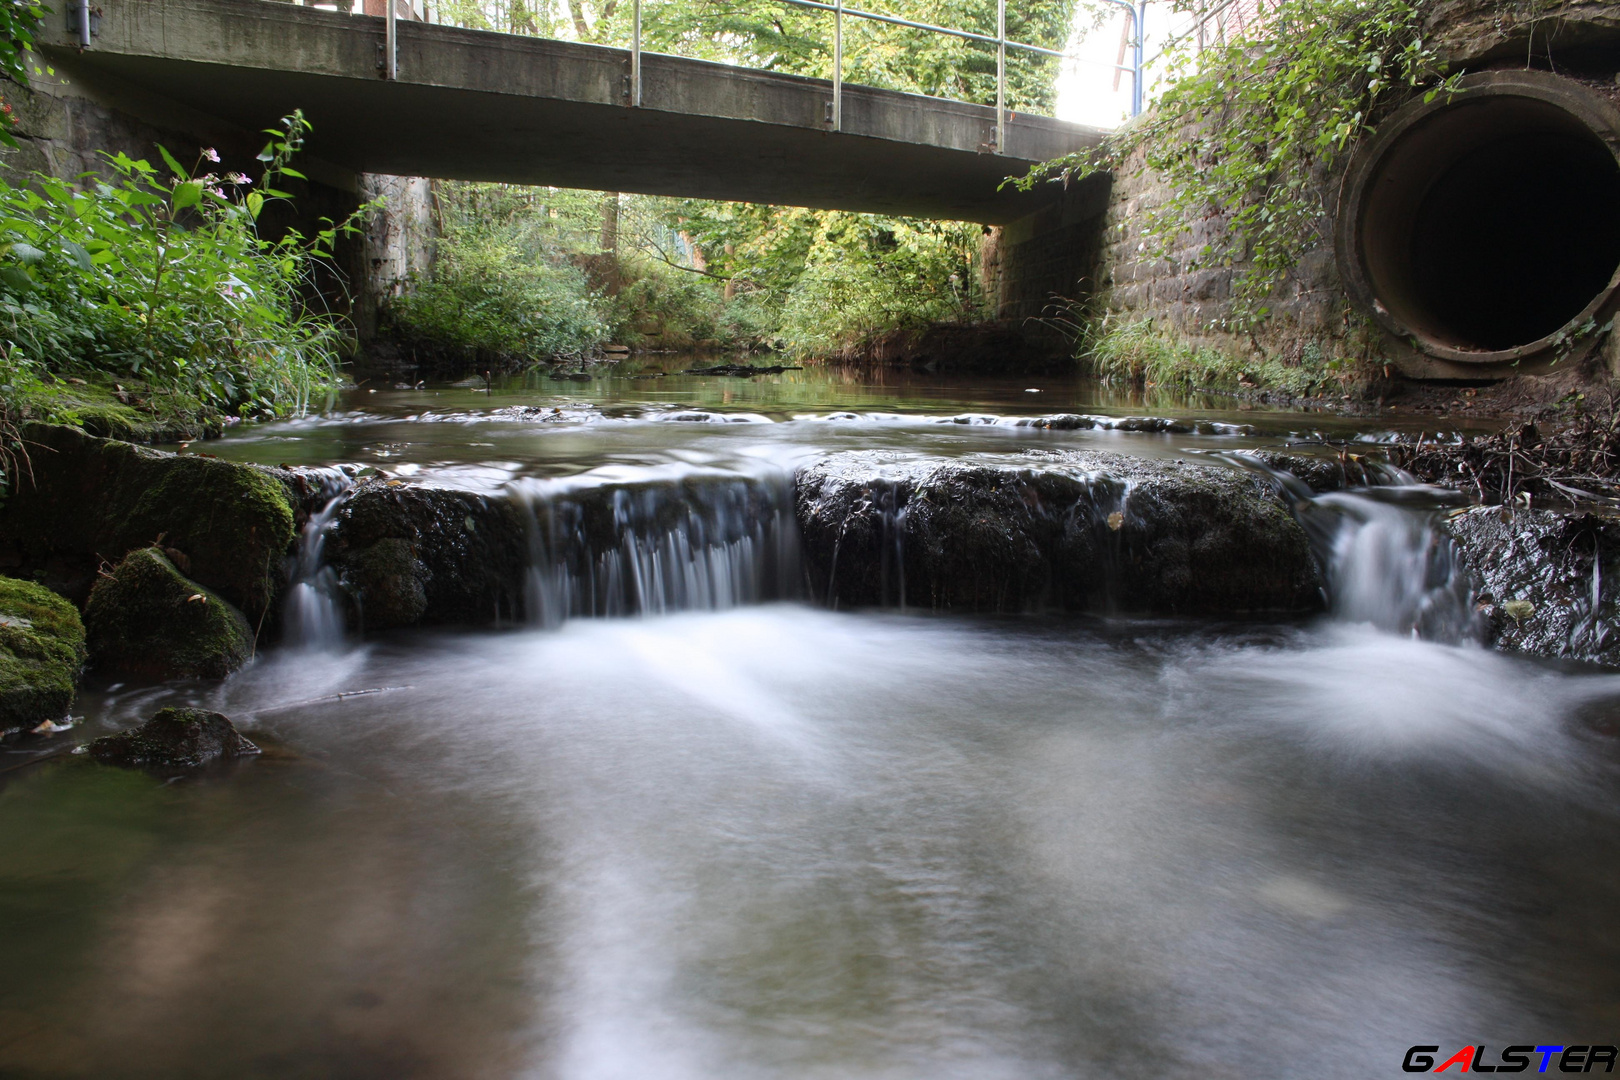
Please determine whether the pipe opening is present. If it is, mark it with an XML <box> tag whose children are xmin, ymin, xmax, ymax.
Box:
<box><xmin>1356</xmin><ymin>94</ymin><xmax>1620</xmax><ymax>355</ymax></box>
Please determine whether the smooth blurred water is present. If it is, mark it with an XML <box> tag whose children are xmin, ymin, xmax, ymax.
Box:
<box><xmin>4</xmin><ymin>611</ymin><xmax>1619</xmax><ymax>1079</ymax></box>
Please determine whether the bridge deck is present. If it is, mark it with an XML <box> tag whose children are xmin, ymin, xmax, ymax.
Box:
<box><xmin>39</xmin><ymin>0</ymin><xmax>1104</xmax><ymax>222</ymax></box>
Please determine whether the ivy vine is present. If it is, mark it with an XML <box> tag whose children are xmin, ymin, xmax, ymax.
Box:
<box><xmin>1019</xmin><ymin>0</ymin><xmax>1460</xmax><ymax>330</ymax></box>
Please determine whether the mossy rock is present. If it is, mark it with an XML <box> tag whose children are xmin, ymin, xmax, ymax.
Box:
<box><xmin>797</xmin><ymin>450</ymin><xmax>1323</xmax><ymax>615</ymax></box>
<box><xmin>0</xmin><ymin>424</ymin><xmax>295</xmax><ymax>616</ymax></box>
<box><xmin>0</xmin><ymin>576</ymin><xmax>86</xmax><ymax>733</ymax></box>
<box><xmin>85</xmin><ymin>547</ymin><xmax>254</xmax><ymax>681</ymax></box>
<box><xmin>15</xmin><ymin>377</ymin><xmax>225</xmax><ymax>443</ymax></box>
<box><xmin>327</xmin><ymin>480</ymin><xmax>529</xmax><ymax>627</ymax></box>
<box><xmin>343</xmin><ymin>536</ymin><xmax>429</xmax><ymax>629</ymax></box>
<box><xmin>89</xmin><ymin>707</ymin><xmax>259</xmax><ymax>769</ymax></box>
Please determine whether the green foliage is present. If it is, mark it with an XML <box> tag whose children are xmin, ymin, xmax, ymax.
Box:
<box><xmin>1084</xmin><ymin>315</ymin><xmax>1353</xmax><ymax>397</ymax></box>
<box><xmin>0</xmin><ymin>0</ymin><xmax>46</xmax><ymax>148</ymax></box>
<box><xmin>386</xmin><ymin>230</ymin><xmax>608</xmax><ymax>361</ymax></box>
<box><xmin>0</xmin><ymin>112</ymin><xmax>362</xmax><ymax>424</ymax></box>
<box><xmin>776</xmin><ymin>214</ymin><xmax>987</xmax><ymax>355</ymax></box>
<box><xmin>1027</xmin><ymin>0</ymin><xmax>1454</xmax><ymax>329</ymax></box>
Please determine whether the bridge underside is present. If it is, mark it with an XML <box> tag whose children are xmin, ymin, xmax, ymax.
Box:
<box><xmin>40</xmin><ymin>0</ymin><xmax>1103</xmax><ymax>222</ymax></box>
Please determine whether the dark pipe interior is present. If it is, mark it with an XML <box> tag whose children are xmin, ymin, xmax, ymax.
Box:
<box><xmin>1410</xmin><ymin>132</ymin><xmax>1620</xmax><ymax>350</ymax></box>
<box><xmin>1359</xmin><ymin>97</ymin><xmax>1620</xmax><ymax>354</ymax></box>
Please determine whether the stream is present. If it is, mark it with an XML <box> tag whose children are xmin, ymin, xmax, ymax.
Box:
<box><xmin>3</xmin><ymin>364</ymin><xmax>1617</xmax><ymax>1079</ymax></box>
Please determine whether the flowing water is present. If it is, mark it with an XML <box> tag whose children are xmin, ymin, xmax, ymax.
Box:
<box><xmin>282</xmin><ymin>469</ymin><xmax>356</xmax><ymax>650</ymax></box>
<box><xmin>3</xmin><ymin>365</ymin><xmax>1616</xmax><ymax>1080</ymax></box>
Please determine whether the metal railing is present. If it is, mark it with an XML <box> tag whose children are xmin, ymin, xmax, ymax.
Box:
<box><xmin>372</xmin><ymin>0</ymin><xmax>1148</xmax><ymax>149</ymax></box>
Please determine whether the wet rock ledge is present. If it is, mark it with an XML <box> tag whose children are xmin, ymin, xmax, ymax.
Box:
<box><xmin>1441</xmin><ymin>507</ymin><xmax>1620</xmax><ymax>668</ymax></box>
<box><xmin>796</xmin><ymin>451</ymin><xmax>1324</xmax><ymax>615</ymax></box>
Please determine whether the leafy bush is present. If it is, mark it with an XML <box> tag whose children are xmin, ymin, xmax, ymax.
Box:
<box><xmin>0</xmin><ymin>112</ymin><xmax>359</xmax><ymax>423</ymax></box>
<box><xmin>604</xmin><ymin>260</ymin><xmax>721</xmax><ymax>346</ymax></box>
<box><xmin>0</xmin><ymin>0</ymin><xmax>45</xmax><ymax>147</ymax></box>
<box><xmin>385</xmin><ymin>231</ymin><xmax>608</xmax><ymax>361</ymax></box>
<box><xmin>777</xmin><ymin>215</ymin><xmax>986</xmax><ymax>356</ymax></box>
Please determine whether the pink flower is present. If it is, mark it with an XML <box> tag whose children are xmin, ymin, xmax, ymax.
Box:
<box><xmin>202</xmin><ymin>147</ymin><xmax>220</xmax><ymax>163</ymax></box>
<box><xmin>227</xmin><ymin>172</ymin><xmax>250</xmax><ymax>185</ymax></box>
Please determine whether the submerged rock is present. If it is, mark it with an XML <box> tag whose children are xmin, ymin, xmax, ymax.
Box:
<box><xmin>88</xmin><ymin>707</ymin><xmax>259</xmax><ymax>769</ymax></box>
<box><xmin>0</xmin><ymin>577</ymin><xmax>86</xmax><ymax>734</ymax></box>
<box><xmin>327</xmin><ymin>480</ymin><xmax>529</xmax><ymax>628</ymax></box>
<box><xmin>796</xmin><ymin>451</ymin><xmax>1323</xmax><ymax>614</ymax></box>
<box><xmin>84</xmin><ymin>547</ymin><xmax>254</xmax><ymax>680</ymax></box>
<box><xmin>0</xmin><ymin>424</ymin><xmax>296</xmax><ymax>617</ymax></box>
<box><xmin>1443</xmin><ymin>506</ymin><xmax>1620</xmax><ymax>666</ymax></box>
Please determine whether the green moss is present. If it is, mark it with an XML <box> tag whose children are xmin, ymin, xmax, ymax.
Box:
<box><xmin>0</xmin><ymin>576</ymin><xmax>86</xmax><ymax>732</ymax></box>
<box><xmin>16</xmin><ymin>378</ymin><xmax>225</xmax><ymax>444</ymax></box>
<box><xmin>1083</xmin><ymin>317</ymin><xmax>1371</xmax><ymax>399</ymax></box>
<box><xmin>84</xmin><ymin>547</ymin><xmax>253</xmax><ymax>681</ymax></box>
<box><xmin>88</xmin><ymin>707</ymin><xmax>259</xmax><ymax>769</ymax></box>
<box><xmin>0</xmin><ymin>424</ymin><xmax>296</xmax><ymax>617</ymax></box>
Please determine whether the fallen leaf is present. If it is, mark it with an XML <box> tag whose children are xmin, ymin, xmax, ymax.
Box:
<box><xmin>1107</xmin><ymin>511</ymin><xmax>1124</xmax><ymax>531</ymax></box>
<box><xmin>1502</xmin><ymin>599</ymin><xmax>1534</xmax><ymax>623</ymax></box>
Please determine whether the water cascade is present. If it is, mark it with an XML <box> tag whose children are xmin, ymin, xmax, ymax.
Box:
<box><xmin>513</xmin><ymin>467</ymin><xmax>803</xmax><ymax>627</ymax></box>
<box><xmin>1229</xmin><ymin>454</ymin><xmax>1478</xmax><ymax>640</ymax></box>
<box><xmin>283</xmin><ymin>470</ymin><xmax>356</xmax><ymax>649</ymax></box>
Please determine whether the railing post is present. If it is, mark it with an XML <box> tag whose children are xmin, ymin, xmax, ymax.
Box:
<box><xmin>995</xmin><ymin>0</ymin><xmax>1005</xmax><ymax>153</ymax></box>
<box><xmin>1131</xmin><ymin>0</ymin><xmax>1145</xmax><ymax>116</ymax></box>
<box><xmin>385</xmin><ymin>0</ymin><xmax>398</xmax><ymax>79</ymax></box>
<box><xmin>832</xmin><ymin>0</ymin><xmax>843</xmax><ymax>131</ymax></box>
<box><xmin>631</xmin><ymin>0</ymin><xmax>642</xmax><ymax>106</ymax></box>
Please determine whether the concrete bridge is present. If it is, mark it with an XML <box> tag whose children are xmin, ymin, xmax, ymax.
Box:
<box><xmin>37</xmin><ymin>0</ymin><xmax>1104</xmax><ymax>223</ymax></box>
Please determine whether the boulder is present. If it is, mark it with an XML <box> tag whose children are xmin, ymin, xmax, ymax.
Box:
<box><xmin>0</xmin><ymin>424</ymin><xmax>296</xmax><ymax>617</ymax></box>
<box><xmin>326</xmin><ymin>480</ymin><xmax>529</xmax><ymax>628</ymax></box>
<box><xmin>1444</xmin><ymin>506</ymin><xmax>1620</xmax><ymax>666</ymax></box>
<box><xmin>84</xmin><ymin>547</ymin><xmax>254</xmax><ymax>680</ymax></box>
<box><xmin>88</xmin><ymin>707</ymin><xmax>259</xmax><ymax>769</ymax></box>
<box><xmin>796</xmin><ymin>450</ymin><xmax>1323</xmax><ymax>615</ymax></box>
<box><xmin>0</xmin><ymin>576</ymin><xmax>86</xmax><ymax>734</ymax></box>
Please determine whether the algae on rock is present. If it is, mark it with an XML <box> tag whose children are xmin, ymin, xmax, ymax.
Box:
<box><xmin>0</xmin><ymin>424</ymin><xmax>296</xmax><ymax>615</ymax></box>
<box><xmin>85</xmin><ymin>548</ymin><xmax>254</xmax><ymax>680</ymax></box>
<box><xmin>0</xmin><ymin>576</ymin><xmax>86</xmax><ymax>733</ymax></box>
<box><xmin>89</xmin><ymin>707</ymin><xmax>260</xmax><ymax>769</ymax></box>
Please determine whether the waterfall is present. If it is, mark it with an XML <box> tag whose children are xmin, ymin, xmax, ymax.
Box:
<box><xmin>1308</xmin><ymin>487</ymin><xmax>1476</xmax><ymax>640</ymax></box>
<box><xmin>1226</xmin><ymin>454</ymin><xmax>1479</xmax><ymax>641</ymax></box>
<box><xmin>512</xmin><ymin>467</ymin><xmax>803</xmax><ymax>627</ymax></box>
<box><xmin>284</xmin><ymin>471</ymin><xmax>354</xmax><ymax>649</ymax></box>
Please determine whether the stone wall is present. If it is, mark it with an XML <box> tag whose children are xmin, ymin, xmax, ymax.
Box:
<box><xmin>992</xmin><ymin>175</ymin><xmax>1112</xmax><ymax>352</ymax></box>
<box><xmin>1092</xmin><ymin>144</ymin><xmax>1361</xmax><ymax>371</ymax></box>
<box><xmin>996</xmin><ymin>0</ymin><xmax>1620</xmax><ymax>381</ymax></box>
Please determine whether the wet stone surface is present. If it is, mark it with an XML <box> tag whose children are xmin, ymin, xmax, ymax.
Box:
<box><xmin>88</xmin><ymin>707</ymin><xmax>260</xmax><ymax>770</ymax></box>
<box><xmin>796</xmin><ymin>450</ymin><xmax>1324</xmax><ymax>615</ymax></box>
<box><xmin>1444</xmin><ymin>506</ymin><xmax>1620</xmax><ymax>666</ymax></box>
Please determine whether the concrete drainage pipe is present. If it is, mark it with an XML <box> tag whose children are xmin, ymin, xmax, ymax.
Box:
<box><xmin>1336</xmin><ymin>70</ymin><xmax>1620</xmax><ymax>375</ymax></box>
